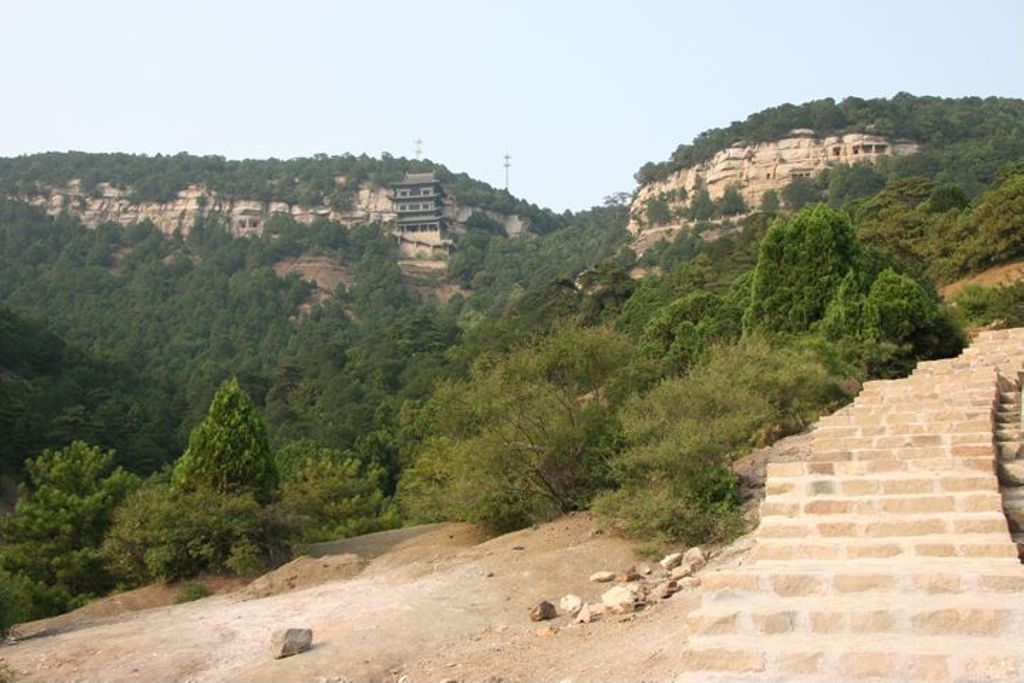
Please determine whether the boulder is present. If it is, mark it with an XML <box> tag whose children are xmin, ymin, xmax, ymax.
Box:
<box><xmin>559</xmin><ymin>594</ymin><xmax>584</xmax><ymax>615</ymax></box>
<box><xmin>601</xmin><ymin>583</ymin><xmax>642</xmax><ymax>614</ymax></box>
<box><xmin>651</xmin><ymin>580</ymin><xmax>679</xmax><ymax>600</ymax></box>
<box><xmin>684</xmin><ymin>546</ymin><xmax>706</xmax><ymax>570</ymax></box>
<box><xmin>271</xmin><ymin>628</ymin><xmax>313</xmax><ymax>659</ymax></box>
<box><xmin>575</xmin><ymin>602</ymin><xmax>595</xmax><ymax>624</ymax></box>
<box><xmin>589</xmin><ymin>570</ymin><xmax>615</xmax><ymax>583</ymax></box>
<box><xmin>670</xmin><ymin>564</ymin><xmax>694</xmax><ymax>580</ymax></box>
<box><xmin>659</xmin><ymin>552</ymin><xmax>683</xmax><ymax>570</ymax></box>
<box><xmin>528</xmin><ymin>600</ymin><xmax>557</xmax><ymax>621</ymax></box>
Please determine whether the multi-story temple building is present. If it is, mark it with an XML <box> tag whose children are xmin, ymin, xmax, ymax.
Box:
<box><xmin>390</xmin><ymin>173</ymin><xmax>453</xmax><ymax>258</ymax></box>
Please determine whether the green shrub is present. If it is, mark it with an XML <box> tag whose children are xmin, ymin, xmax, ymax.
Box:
<box><xmin>632</xmin><ymin>543</ymin><xmax>662</xmax><ymax>560</ymax></box>
<box><xmin>102</xmin><ymin>483</ymin><xmax>281</xmax><ymax>584</ymax></box>
<box><xmin>638</xmin><ymin>290</ymin><xmax>742</xmax><ymax>374</ymax></box>
<box><xmin>952</xmin><ymin>282</ymin><xmax>1024</xmax><ymax>329</ymax></box>
<box><xmin>0</xmin><ymin>568</ymin><xmax>34</xmax><ymax>636</ymax></box>
<box><xmin>173</xmin><ymin>580</ymin><xmax>211</xmax><ymax>604</ymax></box>
<box><xmin>593</xmin><ymin>337</ymin><xmax>848</xmax><ymax>543</ymax></box>
<box><xmin>276</xmin><ymin>444</ymin><xmax>397</xmax><ymax>544</ymax></box>
<box><xmin>398</xmin><ymin>326</ymin><xmax>632</xmax><ymax>532</ymax></box>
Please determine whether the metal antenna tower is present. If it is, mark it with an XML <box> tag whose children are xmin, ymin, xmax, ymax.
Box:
<box><xmin>503</xmin><ymin>153</ymin><xmax>511</xmax><ymax>191</ymax></box>
<box><xmin>414</xmin><ymin>137</ymin><xmax>423</xmax><ymax>160</ymax></box>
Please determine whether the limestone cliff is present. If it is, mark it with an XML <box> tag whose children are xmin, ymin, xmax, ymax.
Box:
<box><xmin>13</xmin><ymin>180</ymin><xmax>528</xmax><ymax>243</ymax></box>
<box><xmin>628</xmin><ymin>131</ymin><xmax>919</xmax><ymax>234</ymax></box>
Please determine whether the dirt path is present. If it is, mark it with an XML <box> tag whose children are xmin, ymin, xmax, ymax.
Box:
<box><xmin>1</xmin><ymin>431</ymin><xmax>810</xmax><ymax>683</ymax></box>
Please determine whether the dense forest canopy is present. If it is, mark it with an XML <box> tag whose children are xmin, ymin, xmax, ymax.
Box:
<box><xmin>1</xmin><ymin>94</ymin><xmax>1023</xmax><ymax>627</ymax></box>
<box><xmin>635</xmin><ymin>95</ymin><xmax>1024</xmax><ymax>197</ymax></box>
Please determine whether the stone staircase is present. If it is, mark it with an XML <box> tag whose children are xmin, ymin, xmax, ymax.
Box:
<box><xmin>995</xmin><ymin>373</ymin><xmax>1024</xmax><ymax>558</ymax></box>
<box><xmin>677</xmin><ymin>329</ymin><xmax>1024</xmax><ymax>682</ymax></box>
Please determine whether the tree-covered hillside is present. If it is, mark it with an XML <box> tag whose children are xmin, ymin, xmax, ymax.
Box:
<box><xmin>2</xmin><ymin>95</ymin><xmax>1023</xmax><ymax>627</ymax></box>
<box><xmin>635</xmin><ymin>94</ymin><xmax>1024</xmax><ymax>197</ymax></box>
<box><xmin>0</xmin><ymin>195</ymin><xmax>628</xmax><ymax>480</ymax></box>
<box><xmin>0</xmin><ymin>151</ymin><xmax>566</xmax><ymax>235</ymax></box>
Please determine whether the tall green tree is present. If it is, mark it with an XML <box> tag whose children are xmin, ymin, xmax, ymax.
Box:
<box><xmin>744</xmin><ymin>205</ymin><xmax>862</xmax><ymax>334</ymax></box>
<box><xmin>760</xmin><ymin>189</ymin><xmax>781</xmax><ymax>213</ymax></box>
<box><xmin>718</xmin><ymin>185</ymin><xmax>749</xmax><ymax>216</ymax></box>
<box><xmin>689</xmin><ymin>189</ymin><xmax>715</xmax><ymax>221</ymax></box>
<box><xmin>0</xmin><ymin>441</ymin><xmax>138</xmax><ymax>617</ymax></box>
<box><xmin>172</xmin><ymin>377</ymin><xmax>278</xmax><ymax>502</ymax></box>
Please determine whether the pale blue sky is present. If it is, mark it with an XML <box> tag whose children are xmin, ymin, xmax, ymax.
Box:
<box><xmin>2</xmin><ymin>1</ymin><xmax>1022</xmax><ymax>211</ymax></box>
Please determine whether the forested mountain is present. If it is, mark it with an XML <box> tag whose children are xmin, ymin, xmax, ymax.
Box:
<box><xmin>635</xmin><ymin>94</ymin><xmax>1024</xmax><ymax>196</ymax></box>
<box><xmin>0</xmin><ymin>182</ymin><xmax>628</xmax><ymax>478</ymax></box>
<box><xmin>0</xmin><ymin>152</ymin><xmax>565</xmax><ymax>233</ymax></box>
<box><xmin>1</xmin><ymin>95</ymin><xmax>1023</xmax><ymax>626</ymax></box>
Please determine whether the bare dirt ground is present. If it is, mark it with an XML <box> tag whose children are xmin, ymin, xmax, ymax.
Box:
<box><xmin>0</xmin><ymin>431</ymin><xmax>812</xmax><ymax>683</ymax></box>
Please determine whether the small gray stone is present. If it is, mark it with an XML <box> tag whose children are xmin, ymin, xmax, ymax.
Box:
<box><xmin>271</xmin><ymin>628</ymin><xmax>312</xmax><ymax>659</ymax></box>
<box><xmin>528</xmin><ymin>600</ymin><xmax>557</xmax><ymax>621</ymax></box>
<box><xmin>659</xmin><ymin>552</ymin><xmax>683</xmax><ymax>570</ymax></box>
<box><xmin>651</xmin><ymin>580</ymin><xmax>679</xmax><ymax>600</ymax></box>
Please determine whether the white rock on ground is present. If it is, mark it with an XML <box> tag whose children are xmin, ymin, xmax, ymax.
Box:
<box><xmin>559</xmin><ymin>594</ymin><xmax>584</xmax><ymax>615</ymax></box>
<box><xmin>601</xmin><ymin>584</ymin><xmax>643</xmax><ymax>614</ymax></box>
<box><xmin>682</xmin><ymin>546</ymin><xmax>705</xmax><ymax>570</ymax></box>
<box><xmin>658</xmin><ymin>552</ymin><xmax>683</xmax><ymax>570</ymax></box>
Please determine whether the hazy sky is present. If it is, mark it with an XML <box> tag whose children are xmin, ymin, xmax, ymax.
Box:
<box><xmin>2</xmin><ymin>1</ymin><xmax>1022</xmax><ymax>211</ymax></box>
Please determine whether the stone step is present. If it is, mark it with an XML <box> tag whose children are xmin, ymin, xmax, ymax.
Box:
<box><xmin>810</xmin><ymin>446</ymin><xmax>995</xmax><ymax>462</ymax></box>
<box><xmin>699</xmin><ymin>565</ymin><xmax>1024</xmax><ymax>601</ymax></box>
<box><xmin>759</xmin><ymin>513</ymin><xmax>1009</xmax><ymax>540</ymax></box>
<box><xmin>752</xmin><ymin>537</ymin><xmax>1019</xmax><ymax>562</ymax></box>
<box><xmin>760</xmin><ymin>492</ymin><xmax>1004</xmax><ymax>518</ymax></box>
<box><xmin>685</xmin><ymin>595</ymin><xmax>1024</xmax><ymax>638</ymax></box>
<box><xmin>766</xmin><ymin>459</ymin><xmax>995</xmax><ymax>479</ymax></box>
<box><xmin>676</xmin><ymin>635</ymin><xmax>1024</xmax><ymax>681</ymax></box>
<box><xmin>765</xmin><ymin>473</ymin><xmax>998</xmax><ymax>499</ymax></box>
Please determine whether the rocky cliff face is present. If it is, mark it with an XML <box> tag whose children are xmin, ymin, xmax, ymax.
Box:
<box><xmin>628</xmin><ymin>131</ymin><xmax>920</xmax><ymax>234</ymax></box>
<box><xmin>13</xmin><ymin>180</ymin><xmax>528</xmax><ymax>242</ymax></box>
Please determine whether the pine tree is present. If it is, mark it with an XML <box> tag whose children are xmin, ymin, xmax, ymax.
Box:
<box><xmin>172</xmin><ymin>377</ymin><xmax>278</xmax><ymax>502</ymax></box>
